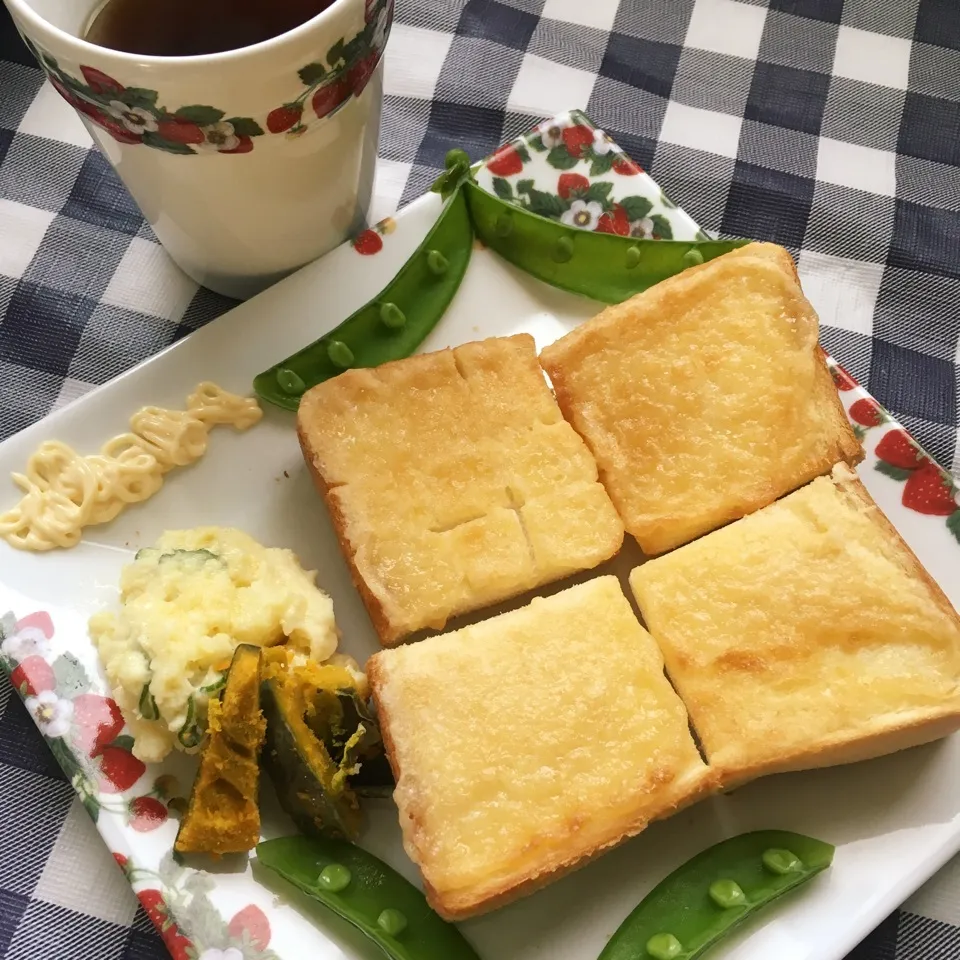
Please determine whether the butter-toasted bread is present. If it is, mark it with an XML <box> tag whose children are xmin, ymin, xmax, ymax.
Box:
<box><xmin>539</xmin><ymin>242</ymin><xmax>862</xmax><ymax>556</ymax></box>
<box><xmin>630</xmin><ymin>462</ymin><xmax>960</xmax><ymax>788</ymax></box>
<box><xmin>368</xmin><ymin>577</ymin><xmax>716</xmax><ymax>920</ymax></box>
<box><xmin>297</xmin><ymin>335</ymin><xmax>624</xmax><ymax>646</ymax></box>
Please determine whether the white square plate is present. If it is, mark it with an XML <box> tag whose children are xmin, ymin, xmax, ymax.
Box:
<box><xmin>1</xmin><ymin>111</ymin><xmax>959</xmax><ymax>960</ymax></box>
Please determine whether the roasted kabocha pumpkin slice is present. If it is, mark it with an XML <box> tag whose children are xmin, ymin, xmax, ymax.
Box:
<box><xmin>175</xmin><ymin>644</ymin><xmax>266</xmax><ymax>856</ymax></box>
<box><xmin>260</xmin><ymin>657</ymin><xmax>394</xmax><ymax>839</ymax></box>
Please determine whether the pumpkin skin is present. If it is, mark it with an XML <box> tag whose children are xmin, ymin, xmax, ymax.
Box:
<box><xmin>174</xmin><ymin>644</ymin><xmax>266</xmax><ymax>855</ymax></box>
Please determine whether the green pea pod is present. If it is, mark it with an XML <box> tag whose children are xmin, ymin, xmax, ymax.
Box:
<box><xmin>256</xmin><ymin>836</ymin><xmax>481</xmax><ymax>960</ymax></box>
<box><xmin>253</xmin><ymin>188</ymin><xmax>474</xmax><ymax>412</ymax></box>
<box><xmin>463</xmin><ymin>179</ymin><xmax>748</xmax><ymax>305</ymax></box>
<box><xmin>599</xmin><ymin>830</ymin><xmax>834</xmax><ymax>960</ymax></box>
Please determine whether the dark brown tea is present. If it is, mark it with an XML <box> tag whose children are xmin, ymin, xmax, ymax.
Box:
<box><xmin>84</xmin><ymin>0</ymin><xmax>337</xmax><ymax>56</ymax></box>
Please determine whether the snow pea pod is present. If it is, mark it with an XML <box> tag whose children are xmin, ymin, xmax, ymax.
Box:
<box><xmin>463</xmin><ymin>179</ymin><xmax>748</xmax><ymax>305</ymax></box>
<box><xmin>598</xmin><ymin>830</ymin><xmax>834</xmax><ymax>960</ymax></box>
<box><xmin>256</xmin><ymin>835</ymin><xmax>482</xmax><ymax>960</ymax></box>
<box><xmin>253</xmin><ymin>186</ymin><xmax>474</xmax><ymax>412</ymax></box>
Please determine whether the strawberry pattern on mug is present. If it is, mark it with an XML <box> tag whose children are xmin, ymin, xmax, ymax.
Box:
<box><xmin>26</xmin><ymin>0</ymin><xmax>391</xmax><ymax>153</ymax></box>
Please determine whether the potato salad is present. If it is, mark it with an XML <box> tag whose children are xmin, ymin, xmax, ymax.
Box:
<box><xmin>90</xmin><ymin>527</ymin><xmax>341</xmax><ymax>763</ymax></box>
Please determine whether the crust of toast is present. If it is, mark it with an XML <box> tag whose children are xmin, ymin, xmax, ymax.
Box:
<box><xmin>540</xmin><ymin>242</ymin><xmax>863</xmax><ymax>555</ymax></box>
<box><xmin>367</xmin><ymin>578</ymin><xmax>717</xmax><ymax>920</ymax></box>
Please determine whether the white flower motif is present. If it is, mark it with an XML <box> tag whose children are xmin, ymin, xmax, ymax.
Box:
<box><xmin>193</xmin><ymin>121</ymin><xmax>240</xmax><ymax>154</ymax></box>
<box><xmin>1</xmin><ymin>625</ymin><xmax>49</xmax><ymax>664</ymax></box>
<box><xmin>537</xmin><ymin>119</ymin><xmax>567</xmax><ymax>149</ymax></box>
<box><xmin>561</xmin><ymin>199</ymin><xmax>603</xmax><ymax>231</ymax></box>
<box><xmin>592</xmin><ymin>129</ymin><xmax>616</xmax><ymax>155</ymax></box>
<box><xmin>630</xmin><ymin>216</ymin><xmax>655</xmax><ymax>238</ymax></box>
<box><xmin>105</xmin><ymin>101</ymin><xmax>159</xmax><ymax>134</ymax></box>
<box><xmin>25</xmin><ymin>690</ymin><xmax>74</xmax><ymax>739</ymax></box>
<box><xmin>198</xmin><ymin>949</ymin><xmax>243</xmax><ymax>960</ymax></box>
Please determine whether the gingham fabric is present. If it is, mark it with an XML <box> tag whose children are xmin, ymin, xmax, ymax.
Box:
<box><xmin>1</xmin><ymin>0</ymin><xmax>959</xmax><ymax>957</ymax></box>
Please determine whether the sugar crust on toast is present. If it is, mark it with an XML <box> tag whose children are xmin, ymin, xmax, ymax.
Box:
<box><xmin>297</xmin><ymin>334</ymin><xmax>624</xmax><ymax>646</ymax></box>
<box><xmin>539</xmin><ymin>242</ymin><xmax>863</xmax><ymax>556</ymax></box>
<box><xmin>630</xmin><ymin>462</ymin><xmax>960</xmax><ymax>788</ymax></box>
<box><xmin>367</xmin><ymin>577</ymin><xmax>717</xmax><ymax>920</ymax></box>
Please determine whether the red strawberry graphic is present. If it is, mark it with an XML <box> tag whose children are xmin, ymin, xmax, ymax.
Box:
<box><xmin>902</xmin><ymin>464</ymin><xmax>958</xmax><ymax>516</ymax></box>
<box><xmin>365</xmin><ymin>0</ymin><xmax>378</xmax><ymax>21</ymax></box>
<box><xmin>129</xmin><ymin>796</ymin><xmax>168</xmax><ymax>832</ymax></box>
<box><xmin>72</xmin><ymin>694</ymin><xmax>124</xmax><ymax>757</ymax></box>
<box><xmin>353</xmin><ymin>229</ymin><xmax>383</xmax><ymax>255</ymax></box>
<box><xmin>266</xmin><ymin>103</ymin><xmax>303</xmax><ymax>133</ymax></box>
<box><xmin>97</xmin><ymin>745</ymin><xmax>146</xmax><ymax>793</ymax></box>
<box><xmin>596</xmin><ymin>203</ymin><xmax>630</xmax><ymax>236</ymax></box>
<box><xmin>612</xmin><ymin>156</ymin><xmax>641</xmax><ymax>175</ymax></box>
<box><xmin>562</xmin><ymin>124</ymin><xmax>594</xmax><ymax>158</ymax></box>
<box><xmin>221</xmin><ymin>136</ymin><xmax>254</xmax><ymax>154</ymax></box>
<box><xmin>79</xmin><ymin>65</ymin><xmax>124</xmax><ymax>94</ymax></box>
<box><xmin>113</xmin><ymin>852</ymin><xmax>129</xmax><ymax>872</ymax></box>
<box><xmin>312</xmin><ymin>77</ymin><xmax>351</xmax><ymax>119</ymax></box>
<box><xmin>137</xmin><ymin>890</ymin><xmax>195</xmax><ymax>960</ymax></box>
<box><xmin>831</xmin><ymin>364</ymin><xmax>859</xmax><ymax>391</ymax></box>
<box><xmin>557</xmin><ymin>172</ymin><xmax>589</xmax><ymax>199</ymax></box>
<box><xmin>848</xmin><ymin>397</ymin><xmax>885</xmax><ymax>427</ymax></box>
<box><xmin>228</xmin><ymin>904</ymin><xmax>272</xmax><ymax>949</ymax></box>
<box><xmin>487</xmin><ymin>144</ymin><xmax>524</xmax><ymax>177</ymax></box>
<box><xmin>9</xmin><ymin>656</ymin><xmax>55</xmax><ymax>696</ymax></box>
<box><xmin>349</xmin><ymin>53</ymin><xmax>379</xmax><ymax>95</ymax></box>
<box><xmin>15</xmin><ymin>611</ymin><xmax>54</xmax><ymax>638</ymax></box>
<box><xmin>156</xmin><ymin>119</ymin><xmax>205</xmax><ymax>144</ymax></box>
<box><xmin>875</xmin><ymin>429</ymin><xmax>925</xmax><ymax>470</ymax></box>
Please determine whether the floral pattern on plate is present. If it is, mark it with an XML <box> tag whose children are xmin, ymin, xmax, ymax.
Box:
<box><xmin>473</xmin><ymin>109</ymin><xmax>712</xmax><ymax>242</ymax></box>
<box><xmin>27</xmin><ymin>0</ymin><xmax>391</xmax><ymax>154</ymax></box>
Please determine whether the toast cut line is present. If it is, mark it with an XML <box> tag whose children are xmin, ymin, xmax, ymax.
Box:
<box><xmin>297</xmin><ymin>334</ymin><xmax>624</xmax><ymax>646</ymax></box>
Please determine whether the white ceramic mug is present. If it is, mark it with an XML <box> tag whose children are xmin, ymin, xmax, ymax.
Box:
<box><xmin>2</xmin><ymin>0</ymin><xmax>391</xmax><ymax>298</ymax></box>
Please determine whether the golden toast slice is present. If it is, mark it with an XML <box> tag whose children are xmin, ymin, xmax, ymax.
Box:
<box><xmin>367</xmin><ymin>576</ymin><xmax>715</xmax><ymax>920</ymax></box>
<box><xmin>630</xmin><ymin>462</ymin><xmax>960</xmax><ymax>787</ymax></box>
<box><xmin>539</xmin><ymin>242</ymin><xmax>862</xmax><ymax>555</ymax></box>
<box><xmin>298</xmin><ymin>335</ymin><xmax>624</xmax><ymax>645</ymax></box>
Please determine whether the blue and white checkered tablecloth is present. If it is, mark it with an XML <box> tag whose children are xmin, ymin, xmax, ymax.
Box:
<box><xmin>2</xmin><ymin>0</ymin><xmax>960</xmax><ymax>957</ymax></box>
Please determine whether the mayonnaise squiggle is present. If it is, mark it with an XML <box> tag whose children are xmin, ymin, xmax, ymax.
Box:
<box><xmin>0</xmin><ymin>383</ymin><xmax>262</xmax><ymax>552</ymax></box>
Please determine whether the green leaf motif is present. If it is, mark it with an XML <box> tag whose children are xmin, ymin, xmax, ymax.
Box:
<box><xmin>141</xmin><ymin>132</ymin><xmax>196</xmax><ymax>155</ymax></box>
<box><xmin>528</xmin><ymin>133</ymin><xmax>546</xmax><ymax>152</ymax></box>
<box><xmin>492</xmin><ymin>177</ymin><xmax>514</xmax><ymax>201</ymax></box>
<box><xmin>327</xmin><ymin>38</ymin><xmax>347</xmax><ymax>66</ymax></box>
<box><xmin>523</xmin><ymin>187</ymin><xmax>567</xmax><ymax>219</ymax></box>
<box><xmin>650</xmin><ymin>213</ymin><xmax>674</xmax><ymax>239</ymax></box>
<box><xmin>589</xmin><ymin>151</ymin><xmax>615</xmax><ymax>177</ymax></box>
<box><xmin>620</xmin><ymin>195</ymin><xmax>654</xmax><ymax>222</ymax></box>
<box><xmin>226</xmin><ymin>117</ymin><xmax>264</xmax><ymax>137</ymax></box>
<box><xmin>947</xmin><ymin>509</ymin><xmax>960</xmax><ymax>545</ymax></box>
<box><xmin>173</xmin><ymin>104</ymin><xmax>225</xmax><ymax>126</ymax></box>
<box><xmin>875</xmin><ymin>461</ymin><xmax>913</xmax><ymax>482</ymax></box>
<box><xmin>121</xmin><ymin>87</ymin><xmax>159</xmax><ymax>110</ymax></box>
<box><xmin>516</xmin><ymin>178</ymin><xmax>535</xmax><ymax>195</ymax></box>
<box><xmin>546</xmin><ymin>146</ymin><xmax>578</xmax><ymax>170</ymax></box>
<box><xmin>298</xmin><ymin>61</ymin><xmax>327</xmax><ymax>86</ymax></box>
<box><xmin>52</xmin><ymin>654</ymin><xmax>91</xmax><ymax>696</ymax></box>
<box><xmin>109</xmin><ymin>734</ymin><xmax>136</xmax><ymax>752</ymax></box>
<box><xmin>585</xmin><ymin>181</ymin><xmax>613</xmax><ymax>203</ymax></box>
<box><xmin>517</xmin><ymin>143</ymin><xmax>531</xmax><ymax>163</ymax></box>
